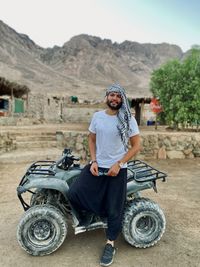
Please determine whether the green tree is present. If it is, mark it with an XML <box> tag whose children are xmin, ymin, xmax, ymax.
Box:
<box><xmin>150</xmin><ymin>49</ymin><xmax>200</xmax><ymax>129</ymax></box>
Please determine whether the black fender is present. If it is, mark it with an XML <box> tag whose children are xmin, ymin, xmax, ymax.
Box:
<box><xmin>17</xmin><ymin>177</ymin><xmax>69</xmax><ymax>200</ymax></box>
<box><xmin>127</xmin><ymin>179</ymin><xmax>153</xmax><ymax>195</ymax></box>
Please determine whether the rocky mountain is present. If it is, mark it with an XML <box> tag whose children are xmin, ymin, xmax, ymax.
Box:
<box><xmin>0</xmin><ymin>20</ymin><xmax>184</xmax><ymax>99</ymax></box>
<box><xmin>0</xmin><ymin>20</ymin><xmax>84</xmax><ymax>96</ymax></box>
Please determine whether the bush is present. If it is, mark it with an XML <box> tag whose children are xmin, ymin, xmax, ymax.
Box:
<box><xmin>150</xmin><ymin>49</ymin><xmax>200</xmax><ymax>130</ymax></box>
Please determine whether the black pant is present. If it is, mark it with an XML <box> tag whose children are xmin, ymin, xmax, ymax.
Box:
<box><xmin>68</xmin><ymin>164</ymin><xmax>127</xmax><ymax>241</ymax></box>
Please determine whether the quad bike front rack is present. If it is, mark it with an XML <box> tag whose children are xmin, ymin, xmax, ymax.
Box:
<box><xmin>26</xmin><ymin>160</ymin><xmax>56</xmax><ymax>176</ymax></box>
<box><xmin>19</xmin><ymin>160</ymin><xmax>55</xmax><ymax>183</ymax></box>
<box><xmin>17</xmin><ymin>160</ymin><xmax>56</xmax><ymax>210</ymax></box>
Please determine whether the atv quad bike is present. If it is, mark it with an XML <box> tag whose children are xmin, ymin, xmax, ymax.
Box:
<box><xmin>16</xmin><ymin>148</ymin><xmax>167</xmax><ymax>256</ymax></box>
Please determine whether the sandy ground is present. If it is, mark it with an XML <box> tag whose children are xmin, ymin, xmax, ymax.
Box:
<box><xmin>0</xmin><ymin>157</ymin><xmax>200</xmax><ymax>267</ymax></box>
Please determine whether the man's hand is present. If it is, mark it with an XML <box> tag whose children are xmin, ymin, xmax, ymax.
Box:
<box><xmin>107</xmin><ymin>162</ymin><xmax>120</xmax><ymax>176</ymax></box>
<box><xmin>90</xmin><ymin>162</ymin><xmax>99</xmax><ymax>176</ymax></box>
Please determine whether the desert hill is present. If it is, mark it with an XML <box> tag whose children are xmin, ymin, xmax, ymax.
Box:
<box><xmin>0</xmin><ymin>20</ymin><xmax>184</xmax><ymax>99</ymax></box>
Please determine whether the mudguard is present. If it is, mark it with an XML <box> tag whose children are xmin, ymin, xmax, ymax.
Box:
<box><xmin>17</xmin><ymin>177</ymin><xmax>69</xmax><ymax>200</ymax></box>
<box><xmin>127</xmin><ymin>179</ymin><xmax>153</xmax><ymax>195</ymax></box>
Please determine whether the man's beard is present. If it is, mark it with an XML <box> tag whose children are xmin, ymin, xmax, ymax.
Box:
<box><xmin>106</xmin><ymin>99</ymin><xmax>122</xmax><ymax>110</ymax></box>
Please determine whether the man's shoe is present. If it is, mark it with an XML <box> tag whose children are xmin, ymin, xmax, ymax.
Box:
<box><xmin>100</xmin><ymin>244</ymin><xmax>116</xmax><ymax>266</ymax></box>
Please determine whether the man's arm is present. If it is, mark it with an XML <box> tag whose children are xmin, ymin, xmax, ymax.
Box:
<box><xmin>119</xmin><ymin>134</ymin><xmax>141</xmax><ymax>164</ymax></box>
<box><xmin>88</xmin><ymin>132</ymin><xmax>98</xmax><ymax>176</ymax></box>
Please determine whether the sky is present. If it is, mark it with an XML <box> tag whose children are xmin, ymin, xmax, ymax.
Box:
<box><xmin>0</xmin><ymin>0</ymin><xmax>199</xmax><ymax>52</ymax></box>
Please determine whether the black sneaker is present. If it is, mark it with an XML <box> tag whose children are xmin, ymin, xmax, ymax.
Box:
<box><xmin>100</xmin><ymin>244</ymin><xmax>116</xmax><ymax>266</ymax></box>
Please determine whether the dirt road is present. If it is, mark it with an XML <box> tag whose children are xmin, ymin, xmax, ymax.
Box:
<box><xmin>0</xmin><ymin>158</ymin><xmax>200</xmax><ymax>267</ymax></box>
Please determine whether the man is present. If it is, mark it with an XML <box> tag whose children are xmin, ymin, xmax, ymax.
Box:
<box><xmin>68</xmin><ymin>84</ymin><xmax>140</xmax><ymax>266</ymax></box>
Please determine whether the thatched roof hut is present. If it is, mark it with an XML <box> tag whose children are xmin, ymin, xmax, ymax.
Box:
<box><xmin>0</xmin><ymin>77</ymin><xmax>30</xmax><ymax>98</ymax></box>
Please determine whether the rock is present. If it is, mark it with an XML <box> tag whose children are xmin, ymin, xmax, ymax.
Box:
<box><xmin>76</xmin><ymin>135</ymin><xmax>84</xmax><ymax>144</ymax></box>
<box><xmin>80</xmin><ymin>150</ymin><xmax>87</xmax><ymax>160</ymax></box>
<box><xmin>70</xmin><ymin>132</ymin><xmax>78</xmax><ymax>138</ymax></box>
<box><xmin>158</xmin><ymin>147</ymin><xmax>167</xmax><ymax>159</ymax></box>
<box><xmin>186</xmin><ymin>153</ymin><xmax>194</xmax><ymax>159</ymax></box>
<box><xmin>183</xmin><ymin>148</ymin><xmax>193</xmax><ymax>155</ymax></box>
<box><xmin>193</xmin><ymin>149</ymin><xmax>200</xmax><ymax>157</ymax></box>
<box><xmin>56</xmin><ymin>131</ymin><xmax>64</xmax><ymax>141</ymax></box>
<box><xmin>163</xmin><ymin>138</ymin><xmax>171</xmax><ymax>148</ymax></box>
<box><xmin>170</xmin><ymin>136</ymin><xmax>178</xmax><ymax>146</ymax></box>
<box><xmin>76</xmin><ymin>142</ymin><xmax>83</xmax><ymax>151</ymax></box>
<box><xmin>167</xmin><ymin>151</ymin><xmax>185</xmax><ymax>159</ymax></box>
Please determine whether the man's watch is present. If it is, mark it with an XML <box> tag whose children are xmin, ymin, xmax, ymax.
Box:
<box><xmin>118</xmin><ymin>161</ymin><xmax>124</xmax><ymax>168</ymax></box>
<box><xmin>89</xmin><ymin>160</ymin><xmax>97</xmax><ymax>165</ymax></box>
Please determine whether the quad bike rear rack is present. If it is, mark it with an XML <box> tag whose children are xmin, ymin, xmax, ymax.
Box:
<box><xmin>127</xmin><ymin>160</ymin><xmax>167</xmax><ymax>183</ymax></box>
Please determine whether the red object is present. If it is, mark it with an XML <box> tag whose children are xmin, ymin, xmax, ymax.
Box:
<box><xmin>150</xmin><ymin>98</ymin><xmax>162</xmax><ymax>113</ymax></box>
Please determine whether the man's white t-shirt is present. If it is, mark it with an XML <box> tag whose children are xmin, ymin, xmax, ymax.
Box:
<box><xmin>89</xmin><ymin>110</ymin><xmax>139</xmax><ymax>168</ymax></box>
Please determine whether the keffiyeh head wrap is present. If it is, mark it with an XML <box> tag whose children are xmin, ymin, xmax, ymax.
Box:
<box><xmin>106</xmin><ymin>84</ymin><xmax>132</xmax><ymax>150</ymax></box>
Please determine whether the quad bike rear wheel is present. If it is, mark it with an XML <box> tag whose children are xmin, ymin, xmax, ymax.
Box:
<box><xmin>122</xmin><ymin>198</ymin><xmax>166</xmax><ymax>248</ymax></box>
<box><xmin>17</xmin><ymin>204</ymin><xmax>67</xmax><ymax>256</ymax></box>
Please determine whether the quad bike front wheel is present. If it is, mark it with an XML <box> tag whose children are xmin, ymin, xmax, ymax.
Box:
<box><xmin>17</xmin><ymin>204</ymin><xmax>67</xmax><ymax>256</ymax></box>
<box><xmin>122</xmin><ymin>198</ymin><xmax>166</xmax><ymax>248</ymax></box>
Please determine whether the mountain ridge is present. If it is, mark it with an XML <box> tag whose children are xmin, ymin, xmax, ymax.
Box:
<box><xmin>0</xmin><ymin>20</ymin><xmax>184</xmax><ymax>99</ymax></box>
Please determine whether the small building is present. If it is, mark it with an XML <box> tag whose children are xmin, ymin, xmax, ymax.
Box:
<box><xmin>128</xmin><ymin>95</ymin><xmax>156</xmax><ymax>126</ymax></box>
<box><xmin>0</xmin><ymin>77</ymin><xmax>29</xmax><ymax>116</ymax></box>
<box><xmin>0</xmin><ymin>76</ymin><xmax>69</xmax><ymax>123</ymax></box>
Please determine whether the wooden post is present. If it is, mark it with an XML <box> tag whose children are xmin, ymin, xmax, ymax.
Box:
<box><xmin>11</xmin><ymin>87</ymin><xmax>14</xmax><ymax>115</ymax></box>
<box><xmin>26</xmin><ymin>91</ymin><xmax>29</xmax><ymax>112</ymax></box>
<box><xmin>155</xmin><ymin>114</ymin><xmax>158</xmax><ymax>130</ymax></box>
<box><xmin>140</xmin><ymin>100</ymin><xmax>144</xmax><ymax>125</ymax></box>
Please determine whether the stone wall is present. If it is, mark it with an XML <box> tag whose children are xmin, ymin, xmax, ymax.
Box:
<box><xmin>0</xmin><ymin>115</ymin><xmax>39</xmax><ymax>126</ymax></box>
<box><xmin>0</xmin><ymin>133</ymin><xmax>16</xmax><ymax>154</ymax></box>
<box><xmin>62</xmin><ymin>108</ymin><xmax>101</xmax><ymax>123</ymax></box>
<box><xmin>56</xmin><ymin>130</ymin><xmax>200</xmax><ymax>161</ymax></box>
<box><xmin>28</xmin><ymin>93</ymin><xmax>64</xmax><ymax>121</ymax></box>
<box><xmin>0</xmin><ymin>95</ymin><xmax>102</xmax><ymax>124</ymax></box>
<box><xmin>140</xmin><ymin>132</ymin><xmax>200</xmax><ymax>159</ymax></box>
<box><xmin>27</xmin><ymin>93</ymin><xmax>46</xmax><ymax>120</ymax></box>
<box><xmin>27</xmin><ymin>94</ymin><xmax>100</xmax><ymax>123</ymax></box>
<box><xmin>1</xmin><ymin>129</ymin><xmax>199</xmax><ymax>160</ymax></box>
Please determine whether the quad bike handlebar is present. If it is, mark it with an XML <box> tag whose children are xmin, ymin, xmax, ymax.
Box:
<box><xmin>56</xmin><ymin>148</ymin><xmax>80</xmax><ymax>170</ymax></box>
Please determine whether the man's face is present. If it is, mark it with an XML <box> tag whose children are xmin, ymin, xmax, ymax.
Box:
<box><xmin>106</xmin><ymin>92</ymin><xmax>122</xmax><ymax>110</ymax></box>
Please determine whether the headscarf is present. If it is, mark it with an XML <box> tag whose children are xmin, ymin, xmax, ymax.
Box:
<box><xmin>106</xmin><ymin>84</ymin><xmax>132</xmax><ymax>150</ymax></box>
